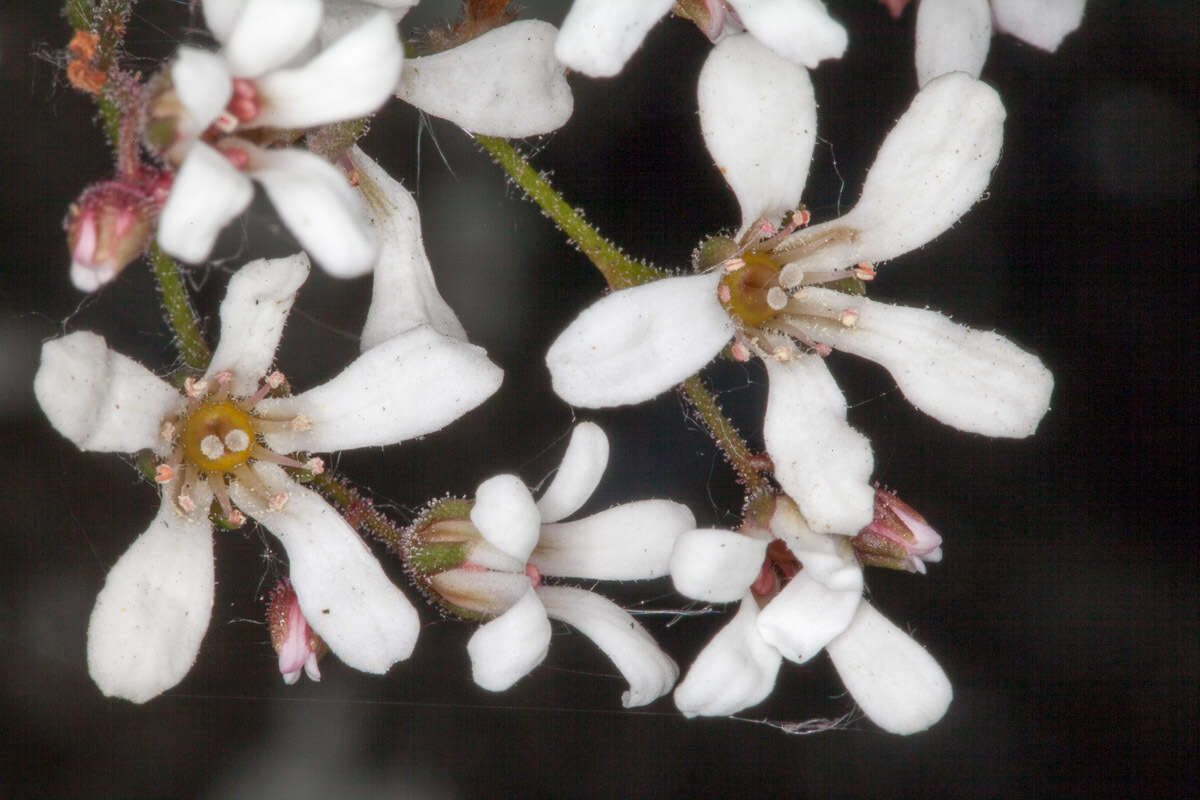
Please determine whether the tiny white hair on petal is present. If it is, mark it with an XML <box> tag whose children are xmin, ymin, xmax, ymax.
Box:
<box><xmin>87</xmin><ymin>492</ymin><xmax>215</xmax><ymax>703</ymax></box>
<box><xmin>546</xmin><ymin>272</ymin><xmax>733</xmax><ymax>408</ymax></box>
<box><xmin>674</xmin><ymin>594</ymin><xmax>782</xmax><ymax>717</ymax></box>
<box><xmin>170</xmin><ymin>47</ymin><xmax>233</xmax><ymax>140</ymax></box>
<box><xmin>726</xmin><ymin>0</ymin><xmax>848</xmax><ymax>69</ymax></box>
<box><xmin>398</xmin><ymin>21</ymin><xmax>573</xmax><ymax>137</ymax></box>
<box><xmin>157</xmin><ymin>142</ymin><xmax>254</xmax><ymax>265</ymax></box>
<box><xmin>699</xmin><ymin>34</ymin><xmax>817</xmax><ymax>233</ymax></box>
<box><xmin>915</xmin><ymin>0</ymin><xmax>992</xmax><ymax>87</ymax></box>
<box><xmin>204</xmin><ymin>253</ymin><xmax>310</xmax><ymax>396</ymax></box>
<box><xmin>669</xmin><ymin>529</ymin><xmax>767</xmax><ymax>603</ymax></box>
<box><xmin>257</xmin><ymin>325</ymin><xmax>503</xmax><ymax>454</ymax></box>
<box><xmin>471</xmin><ymin>474</ymin><xmax>542</xmax><ymax>564</ymax></box>
<box><xmin>826</xmin><ymin>601</ymin><xmax>952</xmax><ymax>735</ymax></box>
<box><xmin>535</xmin><ymin>422</ymin><xmax>609</xmax><ymax>524</ymax></box>
<box><xmin>531</xmin><ymin>500</ymin><xmax>696</xmax><ymax>580</ymax></box>
<box><xmin>219</xmin><ymin>0</ymin><xmax>323</xmax><ymax>79</ymax></box>
<box><xmin>794</xmin><ymin>288</ymin><xmax>1054</xmax><ymax>437</ymax></box>
<box><xmin>554</xmin><ymin>0</ymin><xmax>674</xmax><ymax>78</ymax></box>
<box><xmin>537</xmin><ymin>585</ymin><xmax>679</xmax><ymax>708</ymax></box>
<box><xmin>991</xmin><ymin>0</ymin><xmax>1086</xmax><ymax>52</ymax></box>
<box><xmin>35</xmin><ymin>332</ymin><xmax>181</xmax><ymax>456</ymax></box>
<box><xmin>467</xmin><ymin>587</ymin><xmax>552</xmax><ymax>691</ymax></box>
<box><xmin>230</xmin><ymin>463</ymin><xmax>420</xmax><ymax>673</ymax></box>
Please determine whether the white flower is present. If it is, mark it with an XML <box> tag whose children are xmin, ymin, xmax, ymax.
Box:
<box><xmin>670</xmin><ymin>497</ymin><xmax>952</xmax><ymax>734</ymax></box>
<box><xmin>914</xmin><ymin>0</ymin><xmax>1086</xmax><ymax>87</ymax></box>
<box><xmin>546</xmin><ymin>36</ymin><xmax>1053</xmax><ymax>535</ymax></box>
<box><xmin>555</xmin><ymin>0</ymin><xmax>847</xmax><ymax>77</ymax></box>
<box><xmin>407</xmin><ymin>423</ymin><xmax>694</xmax><ymax>706</ymax></box>
<box><xmin>33</xmin><ymin>253</ymin><xmax>503</xmax><ymax>702</ymax></box>
<box><xmin>153</xmin><ymin>0</ymin><xmax>403</xmax><ymax>275</ymax></box>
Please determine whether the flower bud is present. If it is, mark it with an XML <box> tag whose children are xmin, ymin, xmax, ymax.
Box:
<box><xmin>65</xmin><ymin>179</ymin><xmax>159</xmax><ymax>292</ymax></box>
<box><xmin>851</xmin><ymin>488</ymin><xmax>943</xmax><ymax>573</ymax></box>
<box><xmin>266</xmin><ymin>579</ymin><xmax>327</xmax><ymax>684</ymax></box>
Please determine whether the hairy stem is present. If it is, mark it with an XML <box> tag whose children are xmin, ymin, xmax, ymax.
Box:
<box><xmin>149</xmin><ymin>242</ymin><xmax>210</xmax><ymax>370</ymax></box>
<box><xmin>680</xmin><ymin>376</ymin><xmax>772</xmax><ymax>499</ymax></box>
<box><xmin>309</xmin><ymin>471</ymin><xmax>406</xmax><ymax>552</ymax></box>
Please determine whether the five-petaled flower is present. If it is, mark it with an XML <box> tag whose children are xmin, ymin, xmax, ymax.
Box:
<box><xmin>546</xmin><ymin>36</ymin><xmax>1053</xmax><ymax>536</ymax></box>
<box><xmin>34</xmin><ymin>252</ymin><xmax>503</xmax><ymax>702</ymax></box>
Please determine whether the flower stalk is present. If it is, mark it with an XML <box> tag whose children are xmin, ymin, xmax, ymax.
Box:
<box><xmin>149</xmin><ymin>242</ymin><xmax>210</xmax><ymax>370</ymax></box>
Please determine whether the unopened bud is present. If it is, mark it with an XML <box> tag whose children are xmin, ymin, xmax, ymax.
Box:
<box><xmin>267</xmin><ymin>579</ymin><xmax>327</xmax><ymax>685</ymax></box>
<box><xmin>852</xmin><ymin>488</ymin><xmax>943</xmax><ymax>573</ymax></box>
<box><xmin>65</xmin><ymin>181</ymin><xmax>157</xmax><ymax>292</ymax></box>
<box><xmin>692</xmin><ymin>234</ymin><xmax>740</xmax><ymax>272</ymax></box>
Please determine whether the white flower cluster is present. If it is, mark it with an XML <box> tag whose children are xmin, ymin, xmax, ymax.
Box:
<box><xmin>37</xmin><ymin>0</ymin><xmax>1074</xmax><ymax>735</ymax></box>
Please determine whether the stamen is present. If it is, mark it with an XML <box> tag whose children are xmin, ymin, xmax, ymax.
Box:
<box><xmin>184</xmin><ymin>377</ymin><xmax>209</xmax><ymax>399</ymax></box>
<box><xmin>249</xmin><ymin>444</ymin><xmax>308</xmax><ymax>470</ymax></box>
<box><xmin>154</xmin><ymin>464</ymin><xmax>175</xmax><ymax>483</ymax></box>
<box><xmin>245</xmin><ymin>371</ymin><xmax>285</xmax><ymax>408</ymax></box>
<box><xmin>305</xmin><ymin>457</ymin><xmax>325</xmax><ymax>475</ymax></box>
<box><xmin>854</xmin><ymin>262</ymin><xmax>876</xmax><ymax>280</ymax></box>
<box><xmin>227</xmin><ymin>509</ymin><xmax>247</xmax><ymax>527</ymax></box>
<box><xmin>772</xmin><ymin>345</ymin><xmax>793</xmax><ymax>362</ymax></box>
<box><xmin>730</xmin><ymin>341</ymin><xmax>751</xmax><ymax>362</ymax></box>
<box><xmin>208</xmin><ymin>473</ymin><xmax>234</xmax><ymax>521</ymax></box>
<box><xmin>839</xmin><ymin>309</ymin><xmax>859</xmax><ymax>327</ymax></box>
<box><xmin>178</xmin><ymin>493</ymin><xmax>196</xmax><ymax>513</ymax></box>
<box><xmin>717</xmin><ymin>284</ymin><xmax>732</xmax><ymax>303</ymax></box>
<box><xmin>160</xmin><ymin>420</ymin><xmax>176</xmax><ymax>443</ymax></box>
<box><xmin>291</xmin><ymin>414</ymin><xmax>312</xmax><ymax>432</ymax></box>
<box><xmin>212</xmin><ymin>110</ymin><xmax>238</xmax><ymax>133</ymax></box>
<box><xmin>224</xmin><ymin>429</ymin><xmax>250</xmax><ymax>453</ymax></box>
<box><xmin>200</xmin><ymin>434</ymin><xmax>226</xmax><ymax>460</ymax></box>
<box><xmin>269</xmin><ymin>493</ymin><xmax>289</xmax><ymax>511</ymax></box>
<box><xmin>723</xmin><ymin>257</ymin><xmax>745</xmax><ymax>273</ymax></box>
<box><xmin>210</xmin><ymin>370</ymin><xmax>234</xmax><ymax>403</ymax></box>
<box><xmin>766</xmin><ymin>287</ymin><xmax>789</xmax><ymax>311</ymax></box>
<box><xmin>794</xmin><ymin>208</ymin><xmax>812</xmax><ymax>227</ymax></box>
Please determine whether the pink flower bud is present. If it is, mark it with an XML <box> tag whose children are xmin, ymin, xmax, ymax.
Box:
<box><xmin>852</xmin><ymin>488</ymin><xmax>944</xmax><ymax>574</ymax></box>
<box><xmin>65</xmin><ymin>179</ymin><xmax>159</xmax><ymax>292</ymax></box>
<box><xmin>267</xmin><ymin>579</ymin><xmax>327</xmax><ymax>684</ymax></box>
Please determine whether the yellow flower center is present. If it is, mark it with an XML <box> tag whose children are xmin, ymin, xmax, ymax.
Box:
<box><xmin>180</xmin><ymin>400</ymin><xmax>255</xmax><ymax>473</ymax></box>
<box><xmin>719</xmin><ymin>252</ymin><xmax>782</xmax><ymax>327</ymax></box>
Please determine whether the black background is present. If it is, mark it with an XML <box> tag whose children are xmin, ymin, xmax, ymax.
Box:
<box><xmin>1</xmin><ymin>1</ymin><xmax>1196</xmax><ymax>797</ymax></box>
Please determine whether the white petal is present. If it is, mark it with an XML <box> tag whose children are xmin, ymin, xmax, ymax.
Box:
<box><xmin>674</xmin><ymin>594</ymin><xmax>782</xmax><ymax>717</ymax></box>
<box><xmin>778</xmin><ymin>73</ymin><xmax>1004</xmax><ymax>272</ymax></box>
<box><xmin>915</xmin><ymin>0</ymin><xmax>992</xmax><ymax>87</ymax></box>
<box><xmin>246</xmin><ymin>145</ymin><xmax>377</xmax><ymax>277</ymax></box>
<box><xmin>258</xmin><ymin>324</ymin><xmax>502</xmax><ymax>453</ymax></box>
<box><xmin>251</xmin><ymin>12</ymin><xmax>402</xmax><ymax>129</ymax></box>
<box><xmin>398</xmin><ymin>21</ymin><xmax>572</xmax><ymax>137</ymax></box>
<box><xmin>554</xmin><ymin>0</ymin><xmax>674</xmax><ymax>78</ymax></box>
<box><xmin>669</xmin><ymin>529</ymin><xmax>766</xmax><ymax>602</ymax></box>
<box><xmin>537</xmin><ymin>586</ymin><xmax>678</xmax><ymax>707</ymax></box>
<box><xmin>726</xmin><ymin>0</ymin><xmax>848</xmax><ymax>68</ymax></box>
<box><xmin>531</xmin><ymin>500</ymin><xmax>696</xmax><ymax>580</ymax></box>
<box><xmin>546</xmin><ymin>272</ymin><xmax>733</xmax><ymax>408</ymax></box>
<box><xmin>230</xmin><ymin>463</ymin><xmax>419</xmax><ymax>672</ymax></box>
<box><xmin>698</xmin><ymin>35</ymin><xmax>816</xmax><ymax>232</ymax></box>
<box><xmin>351</xmin><ymin>147</ymin><xmax>467</xmax><ymax>348</ymax></box>
<box><xmin>157</xmin><ymin>142</ymin><xmax>254</xmax><ymax>264</ymax></box>
<box><xmin>471</xmin><ymin>474</ymin><xmax>541</xmax><ymax>564</ymax></box>
<box><xmin>204</xmin><ymin>253</ymin><xmax>310</xmax><ymax>395</ymax></box>
<box><xmin>826</xmin><ymin>601</ymin><xmax>952</xmax><ymax>735</ymax></box>
<box><xmin>320</xmin><ymin>0</ymin><xmax>413</xmax><ymax>46</ymax></box>
<box><xmin>466</xmin><ymin>587</ymin><xmax>551</xmax><ymax>691</ymax></box>
<box><xmin>429</xmin><ymin>567</ymin><xmax>531</xmax><ymax>616</ymax></box>
<box><xmin>171</xmin><ymin>47</ymin><xmax>233</xmax><ymax>139</ymax></box>
<box><xmin>992</xmin><ymin>0</ymin><xmax>1085</xmax><ymax>52</ymax></box>
<box><xmin>534</xmin><ymin>422</ymin><xmax>609</xmax><ymax>524</ymax></box>
<box><xmin>35</xmin><ymin>332</ymin><xmax>180</xmax><ymax>456</ymax></box>
<box><xmin>756</xmin><ymin>528</ymin><xmax>862</xmax><ymax>663</ymax></box>
<box><xmin>87</xmin><ymin>492</ymin><xmax>214</xmax><ymax>703</ymax></box>
<box><xmin>793</xmin><ymin>288</ymin><xmax>1054</xmax><ymax>437</ymax></box>
<box><xmin>202</xmin><ymin>0</ymin><xmax>248</xmax><ymax>43</ymax></box>
<box><xmin>762</xmin><ymin>355</ymin><xmax>874</xmax><ymax>534</ymax></box>
<box><xmin>221</xmin><ymin>0</ymin><xmax>323</xmax><ymax>78</ymax></box>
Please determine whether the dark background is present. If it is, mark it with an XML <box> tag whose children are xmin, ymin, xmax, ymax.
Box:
<box><xmin>1</xmin><ymin>1</ymin><xmax>1196</xmax><ymax>796</ymax></box>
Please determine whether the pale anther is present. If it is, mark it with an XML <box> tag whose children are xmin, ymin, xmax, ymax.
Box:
<box><xmin>269</xmin><ymin>492</ymin><xmax>289</xmax><ymax>511</ymax></box>
<box><xmin>717</xmin><ymin>284</ymin><xmax>732</xmax><ymax>303</ymax></box>
<box><xmin>184</xmin><ymin>377</ymin><xmax>208</xmax><ymax>398</ymax></box>
<box><xmin>214</xmin><ymin>370</ymin><xmax>233</xmax><ymax>385</ymax></box>
<box><xmin>840</xmin><ymin>309</ymin><xmax>859</xmax><ymax>328</ymax></box>
<box><xmin>213</xmin><ymin>110</ymin><xmax>238</xmax><ymax>134</ymax></box>
<box><xmin>154</xmin><ymin>464</ymin><xmax>174</xmax><ymax>483</ymax></box>
<box><xmin>723</xmin><ymin>257</ymin><xmax>745</xmax><ymax>273</ymax></box>
<box><xmin>160</xmin><ymin>420</ymin><xmax>175</xmax><ymax>442</ymax></box>
<box><xmin>305</xmin><ymin>457</ymin><xmax>325</xmax><ymax>475</ymax></box>
<box><xmin>227</xmin><ymin>509</ymin><xmax>247</xmax><ymax>527</ymax></box>
<box><xmin>766</xmin><ymin>287</ymin><xmax>788</xmax><ymax>310</ymax></box>
<box><xmin>224</xmin><ymin>429</ymin><xmax>250</xmax><ymax>452</ymax></box>
<box><xmin>266</xmin><ymin>371</ymin><xmax>285</xmax><ymax>389</ymax></box>
<box><xmin>730</xmin><ymin>341</ymin><xmax>751</xmax><ymax>362</ymax></box>
<box><xmin>854</xmin><ymin>262</ymin><xmax>876</xmax><ymax>280</ymax></box>
<box><xmin>200</xmin><ymin>434</ymin><xmax>226</xmax><ymax>460</ymax></box>
<box><xmin>291</xmin><ymin>414</ymin><xmax>312</xmax><ymax>432</ymax></box>
<box><xmin>773</xmin><ymin>345</ymin><xmax>793</xmax><ymax>362</ymax></box>
<box><xmin>178</xmin><ymin>493</ymin><xmax>196</xmax><ymax>513</ymax></box>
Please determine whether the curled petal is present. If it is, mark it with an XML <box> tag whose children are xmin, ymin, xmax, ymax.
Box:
<box><xmin>258</xmin><ymin>325</ymin><xmax>502</xmax><ymax>454</ymax></box>
<box><xmin>762</xmin><ymin>355</ymin><xmax>875</xmax><ymax>534</ymax></box>
<box><xmin>674</xmin><ymin>594</ymin><xmax>782</xmax><ymax>717</ymax></box>
<box><xmin>157</xmin><ymin>142</ymin><xmax>254</xmax><ymax>265</ymax></box>
<box><xmin>531</xmin><ymin>500</ymin><xmax>696</xmax><ymax>580</ymax></box>
<box><xmin>220</xmin><ymin>0</ymin><xmax>323</xmax><ymax>79</ymax></box>
<box><xmin>793</xmin><ymin>288</ymin><xmax>1054</xmax><ymax>437</ymax></box>
<box><xmin>535</xmin><ymin>422</ymin><xmax>609</xmax><ymax>524</ymax></box>
<box><xmin>669</xmin><ymin>529</ymin><xmax>766</xmax><ymax>602</ymax></box>
<box><xmin>826</xmin><ymin>601</ymin><xmax>952</xmax><ymax>735</ymax></box>
<box><xmin>466</xmin><ymin>587</ymin><xmax>551</xmax><ymax>691</ymax></box>
<box><xmin>554</xmin><ymin>0</ymin><xmax>674</xmax><ymax>78</ymax></box>
<box><xmin>915</xmin><ymin>0</ymin><xmax>992</xmax><ymax>87</ymax></box>
<box><xmin>699</xmin><ymin>35</ymin><xmax>817</xmax><ymax>233</ymax></box>
<box><xmin>171</xmin><ymin>47</ymin><xmax>233</xmax><ymax>139</ymax></box>
<box><xmin>251</xmin><ymin>12</ymin><xmax>402</xmax><ymax>129</ymax></box>
<box><xmin>537</xmin><ymin>586</ymin><xmax>678</xmax><ymax>708</ymax></box>
<box><xmin>231</xmin><ymin>463</ymin><xmax>419</xmax><ymax>673</ymax></box>
<box><xmin>87</xmin><ymin>492</ymin><xmax>214</xmax><ymax>703</ymax></box>
<box><xmin>398</xmin><ymin>21</ymin><xmax>572</xmax><ymax>137</ymax></box>
<box><xmin>546</xmin><ymin>272</ymin><xmax>733</xmax><ymax>408</ymax></box>
<box><xmin>204</xmin><ymin>253</ymin><xmax>310</xmax><ymax>396</ymax></box>
<box><xmin>471</xmin><ymin>474</ymin><xmax>541</xmax><ymax>564</ymax></box>
<box><xmin>35</xmin><ymin>332</ymin><xmax>180</xmax><ymax>456</ymax></box>
<box><xmin>991</xmin><ymin>0</ymin><xmax>1085</xmax><ymax>52</ymax></box>
<box><xmin>726</xmin><ymin>0</ymin><xmax>848</xmax><ymax>69</ymax></box>
<box><xmin>351</xmin><ymin>147</ymin><xmax>466</xmax><ymax>349</ymax></box>
<box><xmin>429</xmin><ymin>567</ymin><xmax>531</xmax><ymax>616</ymax></box>
<box><xmin>245</xmin><ymin>144</ymin><xmax>377</xmax><ymax>278</ymax></box>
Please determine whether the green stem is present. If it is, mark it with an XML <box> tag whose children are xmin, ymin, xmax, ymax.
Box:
<box><xmin>149</xmin><ymin>242</ymin><xmax>210</xmax><ymax>370</ymax></box>
<box><xmin>309</xmin><ymin>471</ymin><xmax>406</xmax><ymax>551</ymax></box>
<box><xmin>477</xmin><ymin>135</ymin><xmax>773</xmax><ymax>498</ymax></box>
